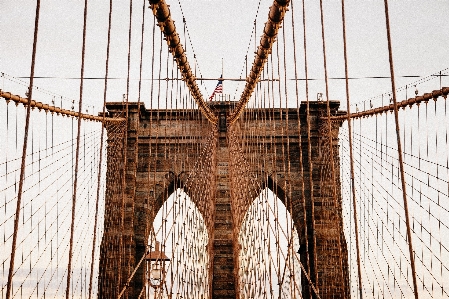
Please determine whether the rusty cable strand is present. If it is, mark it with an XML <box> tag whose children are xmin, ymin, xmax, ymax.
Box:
<box><xmin>170</xmin><ymin>19</ymin><xmax>179</xmax><ymax>297</ymax></box>
<box><xmin>5</xmin><ymin>1</ymin><xmax>41</xmax><ymax>298</ymax></box>
<box><xmin>319</xmin><ymin>0</ymin><xmax>347</xmax><ymax>295</ymax></box>
<box><xmin>227</xmin><ymin>0</ymin><xmax>291</xmax><ymax>125</ymax></box>
<box><xmin>289</xmin><ymin>0</ymin><xmax>316</xmax><ymax>296</ymax></box>
<box><xmin>274</xmin><ymin>39</ymin><xmax>285</xmax><ymax>292</ymax></box>
<box><xmin>262</xmin><ymin>71</ymin><xmax>276</xmax><ymax>296</ymax></box>
<box><xmin>269</xmin><ymin>50</ymin><xmax>284</xmax><ymax>292</ymax></box>
<box><xmin>137</xmin><ymin>285</ymin><xmax>145</xmax><ymax>299</ymax></box>
<box><xmin>131</xmin><ymin>0</ymin><xmax>147</xmax><ymax>294</ymax></box>
<box><xmin>176</xmin><ymin>0</ymin><xmax>207</xmax><ymax>91</ymax></box>
<box><xmin>145</xmin><ymin>19</ymin><xmax>156</xmax><ymax>295</ymax></box>
<box><xmin>329</xmin><ymin>87</ymin><xmax>449</xmax><ymax>121</ymax></box>
<box><xmin>340</xmin><ymin>0</ymin><xmax>364</xmax><ymax>297</ymax></box>
<box><xmin>260</xmin><ymin>75</ymin><xmax>275</xmax><ymax>296</ymax></box>
<box><xmin>160</xmin><ymin>56</ymin><xmax>168</xmax><ymax>297</ymax></box>
<box><xmin>97</xmin><ymin>123</ymin><xmax>125</xmax><ymax>297</ymax></box>
<box><xmin>115</xmin><ymin>0</ymin><xmax>148</xmax><ymax>295</ymax></box>
<box><xmin>148</xmin><ymin>0</ymin><xmax>217</xmax><ymax>124</ymax></box>
<box><xmin>88</xmin><ymin>0</ymin><xmax>113</xmax><ymax>297</ymax></box>
<box><xmin>383</xmin><ymin>0</ymin><xmax>419</xmax><ymax>297</ymax></box>
<box><xmin>0</xmin><ymin>90</ymin><xmax>124</xmax><ymax>122</ymax></box>
<box><xmin>300</xmin><ymin>0</ymin><xmax>320</xmax><ymax>294</ymax></box>
<box><xmin>117</xmin><ymin>0</ymin><xmax>134</xmax><ymax>295</ymax></box>
<box><xmin>232</xmin><ymin>0</ymin><xmax>262</xmax><ymax>101</ymax></box>
<box><xmin>65</xmin><ymin>0</ymin><xmax>89</xmax><ymax>297</ymax></box>
<box><xmin>118</xmin><ymin>245</ymin><xmax>148</xmax><ymax>298</ymax></box>
<box><xmin>149</xmin><ymin>27</ymin><xmax>163</xmax><ymax>295</ymax></box>
<box><xmin>280</xmin><ymin>21</ymin><xmax>299</xmax><ymax>296</ymax></box>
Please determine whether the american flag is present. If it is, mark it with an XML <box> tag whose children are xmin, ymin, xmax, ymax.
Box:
<box><xmin>209</xmin><ymin>75</ymin><xmax>223</xmax><ymax>101</ymax></box>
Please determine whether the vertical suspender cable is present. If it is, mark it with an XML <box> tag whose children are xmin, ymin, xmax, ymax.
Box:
<box><xmin>66</xmin><ymin>0</ymin><xmax>89</xmax><ymax>298</ymax></box>
<box><xmin>88</xmin><ymin>0</ymin><xmax>113</xmax><ymax>298</ymax></box>
<box><xmin>118</xmin><ymin>0</ymin><xmax>134</xmax><ymax>293</ymax></box>
<box><xmin>319</xmin><ymin>0</ymin><xmax>346</xmax><ymax>295</ymax></box>
<box><xmin>300</xmin><ymin>0</ymin><xmax>319</xmax><ymax>293</ymax></box>
<box><xmin>289</xmin><ymin>0</ymin><xmax>313</xmax><ymax>295</ymax></box>
<box><xmin>340</xmin><ymin>0</ymin><xmax>363</xmax><ymax>298</ymax></box>
<box><xmin>5</xmin><ymin>1</ymin><xmax>41</xmax><ymax>298</ymax></box>
<box><xmin>134</xmin><ymin>0</ymin><xmax>146</xmax><ymax>290</ymax></box>
<box><xmin>383</xmin><ymin>0</ymin><xmax>419</xmax><ymax>297</ymax></box>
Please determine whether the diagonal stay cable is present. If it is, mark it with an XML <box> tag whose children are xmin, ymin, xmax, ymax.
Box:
<box><xmin>227</xmin><ymin>0</ymin><xmax>290</xmax><ymax>125</ymax></box>
<box><xmin>148</xmin><ymin>0</ymin><xmax>217</xmax><ymax>124</ymax></box>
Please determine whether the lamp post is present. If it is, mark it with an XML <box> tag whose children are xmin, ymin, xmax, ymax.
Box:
<box><xmin>145</xmin><ymin>241</ymin><xmax>170</xmax><ymax>291</ymax></box>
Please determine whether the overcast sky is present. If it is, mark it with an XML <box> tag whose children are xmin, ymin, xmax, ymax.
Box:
<box><xmin>1</xmin><ymin>0</ymin><xmax>448</xmax><ymax>113</ymax></box>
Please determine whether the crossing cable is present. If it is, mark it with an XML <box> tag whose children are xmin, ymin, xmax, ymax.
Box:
<box><xmin>63</xmin><ymin>136</ymin><xmax>103</xmax><ymax>295</ymax></box>
<box><xmin>383</xmin><ymin>0</ymin><xmax>419</xmax><ymax>297</ymax></box>
<box><xmin>276</xmin><ymin>37</ymin><xmax>288</xmax><ymax>291</ymax></box>
<box><xmin>88</xmin><ymin>0</ymin><xmax>113</xmax><ymax>297</ymax></box>
<box><xmin>65</xmin><ymin>0</ymin><xmax>89</xmax><ymax>297</ymax></box>
<box><xmin>119</xmin><ymin>0</ymin><xmax>135</xmax><ymax>294</ymax></box>
<box><xmin>298</xmin><ymin>0</ymin><xmax>320</xmax><ymax>292</ymax></box>
<box><xmin>319</xmin><ymin>0</ymin><xmax>347</xmax><ymax>295</ymax></box>
<box><xmin>339</xmin><ymin>141</ymin><xmax>418</xmax><ymax>296</ymax></box>
<box><xmin>176</xmin><ymin>0</ymin><xmax>207</xmax><ymax>92</ymax></box>
<box><xmin>118</xmin><ymin>246</ymin><xmax>148</xmax><ymax>298</ymax></box>
<box><xmin>344</xmin><ymin>128</ymin><xmax>449</xmax><ymax>244</ymax></box>
<box><xmin>5</xmin><ymin>1</ymin><xmax>41</xmax><ymax>298</ymax></box>
<box><xmin>340</xmin><ymin>0</ymin><xmax>364</xmax><ymax>297</ymax></box>
<box><xmin>232</xmin><ymin>0</ymin><xmax>262</xmax><ymax>101</ymax></box>
<box><xmin>0</xmin><ymin>133</ymin><xmax>97</xmax><ymax>186</ymax></box>
<box><xmin>280</xmin><ymin>21</ymin><xmax>299</xmax><ymax>298</ymax></box>
<box><xmin>228</xmin><ymin>0</ymin><xmax>290</xmax><ymax>125</ymax></box>
<box><xmin>121</xmin><ymin>0</ymin><xmax>146</xmax><ymax>295</ymax></box>
<box><xmin>0</xmin><ymin>106</ymin><xmax>107</xmax><ymax>297</ymax></box>
<box><xmin>352</xmin><ymin>154</ymin><xmax>449</xmax><ymax>278</ymax></box>
<box><xmin>348</xmin><ymin>128</ymin><xmax>449</xmax><ymax>200</ymax></box>
<box><xmin>288</xmin><ymin>1</ymin><xmax>313</xmax><ymax>296</ymax></box>
<box><xmin>0</xmin><ymin>131</ymin><xmax>99</xmax><ymax>231</ymax></box>
<box><xmin>340</xmin><ymin>122</ymin><xmax>449</xmax><ymax>295</ymax></box>
<box><xmin>148</xmin><ymin>0</ymin><xmax>217</xmax><ymax>124</ymax></box>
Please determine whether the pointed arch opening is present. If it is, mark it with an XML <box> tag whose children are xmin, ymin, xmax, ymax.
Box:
<box><xmin>147</xmin><ymin>188</ymin><xmax>210</xmax><ymax>299</ymax></box>
<box><xmin>238</xmin><ymin>187</ymin><xmax>302</xmax><ymax>298</ymax></box>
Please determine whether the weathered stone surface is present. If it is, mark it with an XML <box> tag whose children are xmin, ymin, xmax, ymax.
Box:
<box><xmin>98</xmin><ymin>101</ymin><xmax>349</xmax><ymax>299</ymax></box>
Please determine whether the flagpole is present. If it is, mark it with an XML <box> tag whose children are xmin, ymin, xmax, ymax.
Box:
<box><xmin>221</xmin><ymin>57</ymin><xmax>224</xmax><ymax>101</ymax></box>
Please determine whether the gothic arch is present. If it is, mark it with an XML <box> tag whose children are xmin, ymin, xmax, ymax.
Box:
<box><xmin>238</xmin><ymin>187</ymin><xmax>302</xmax><ymax>298</ymax></box>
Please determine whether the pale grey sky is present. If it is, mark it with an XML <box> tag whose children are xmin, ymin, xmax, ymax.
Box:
<box><xmin>1</xmin><ymin>0</ymin><xmax>448</xmax><ymax>112</ymax></box>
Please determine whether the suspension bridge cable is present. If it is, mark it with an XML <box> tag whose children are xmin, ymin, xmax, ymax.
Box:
<box><xmin>149</xmin><ymin>0</ymin><xmax>217</xmax><ymax>124</ymax></box>
<box><xmin>65</xmin><ymin>0</ymin><xmax>89</xmax><ymax>297</ymax></box>
<box><xmin>228</xmin><ymin>0</ymin><xmax>291</xmax><ymax>125</ymax></box>
<box><xmin>383</xmin><ymin>1</ymin><xmax>419</xmax><ymax>297</ymax></box>
<box><xmin>339</xmin><ymin>0</ymin><xmax>364</xmax><ymax>297</ymax></box>
<box><xmin>5</xmin><ymin>1</ymin><xmax>41</xmax><ymax>298</ymax></box>
<box><xmin>88</xmin><ymin>0</ymin><xmax>113</xmax><ymax>297</ymax></box>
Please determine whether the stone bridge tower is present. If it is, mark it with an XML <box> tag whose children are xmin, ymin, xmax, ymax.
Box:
<box><xmin>98</xmin><ymin>100</ymin><xmax>349</xmax><ymax>299</ymax></box>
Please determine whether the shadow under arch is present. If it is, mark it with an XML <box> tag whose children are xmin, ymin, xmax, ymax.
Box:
<box><xmin>237</xmin><ymin>186</ymin><xmax>302</xmax><ymax>298</ymax></box>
